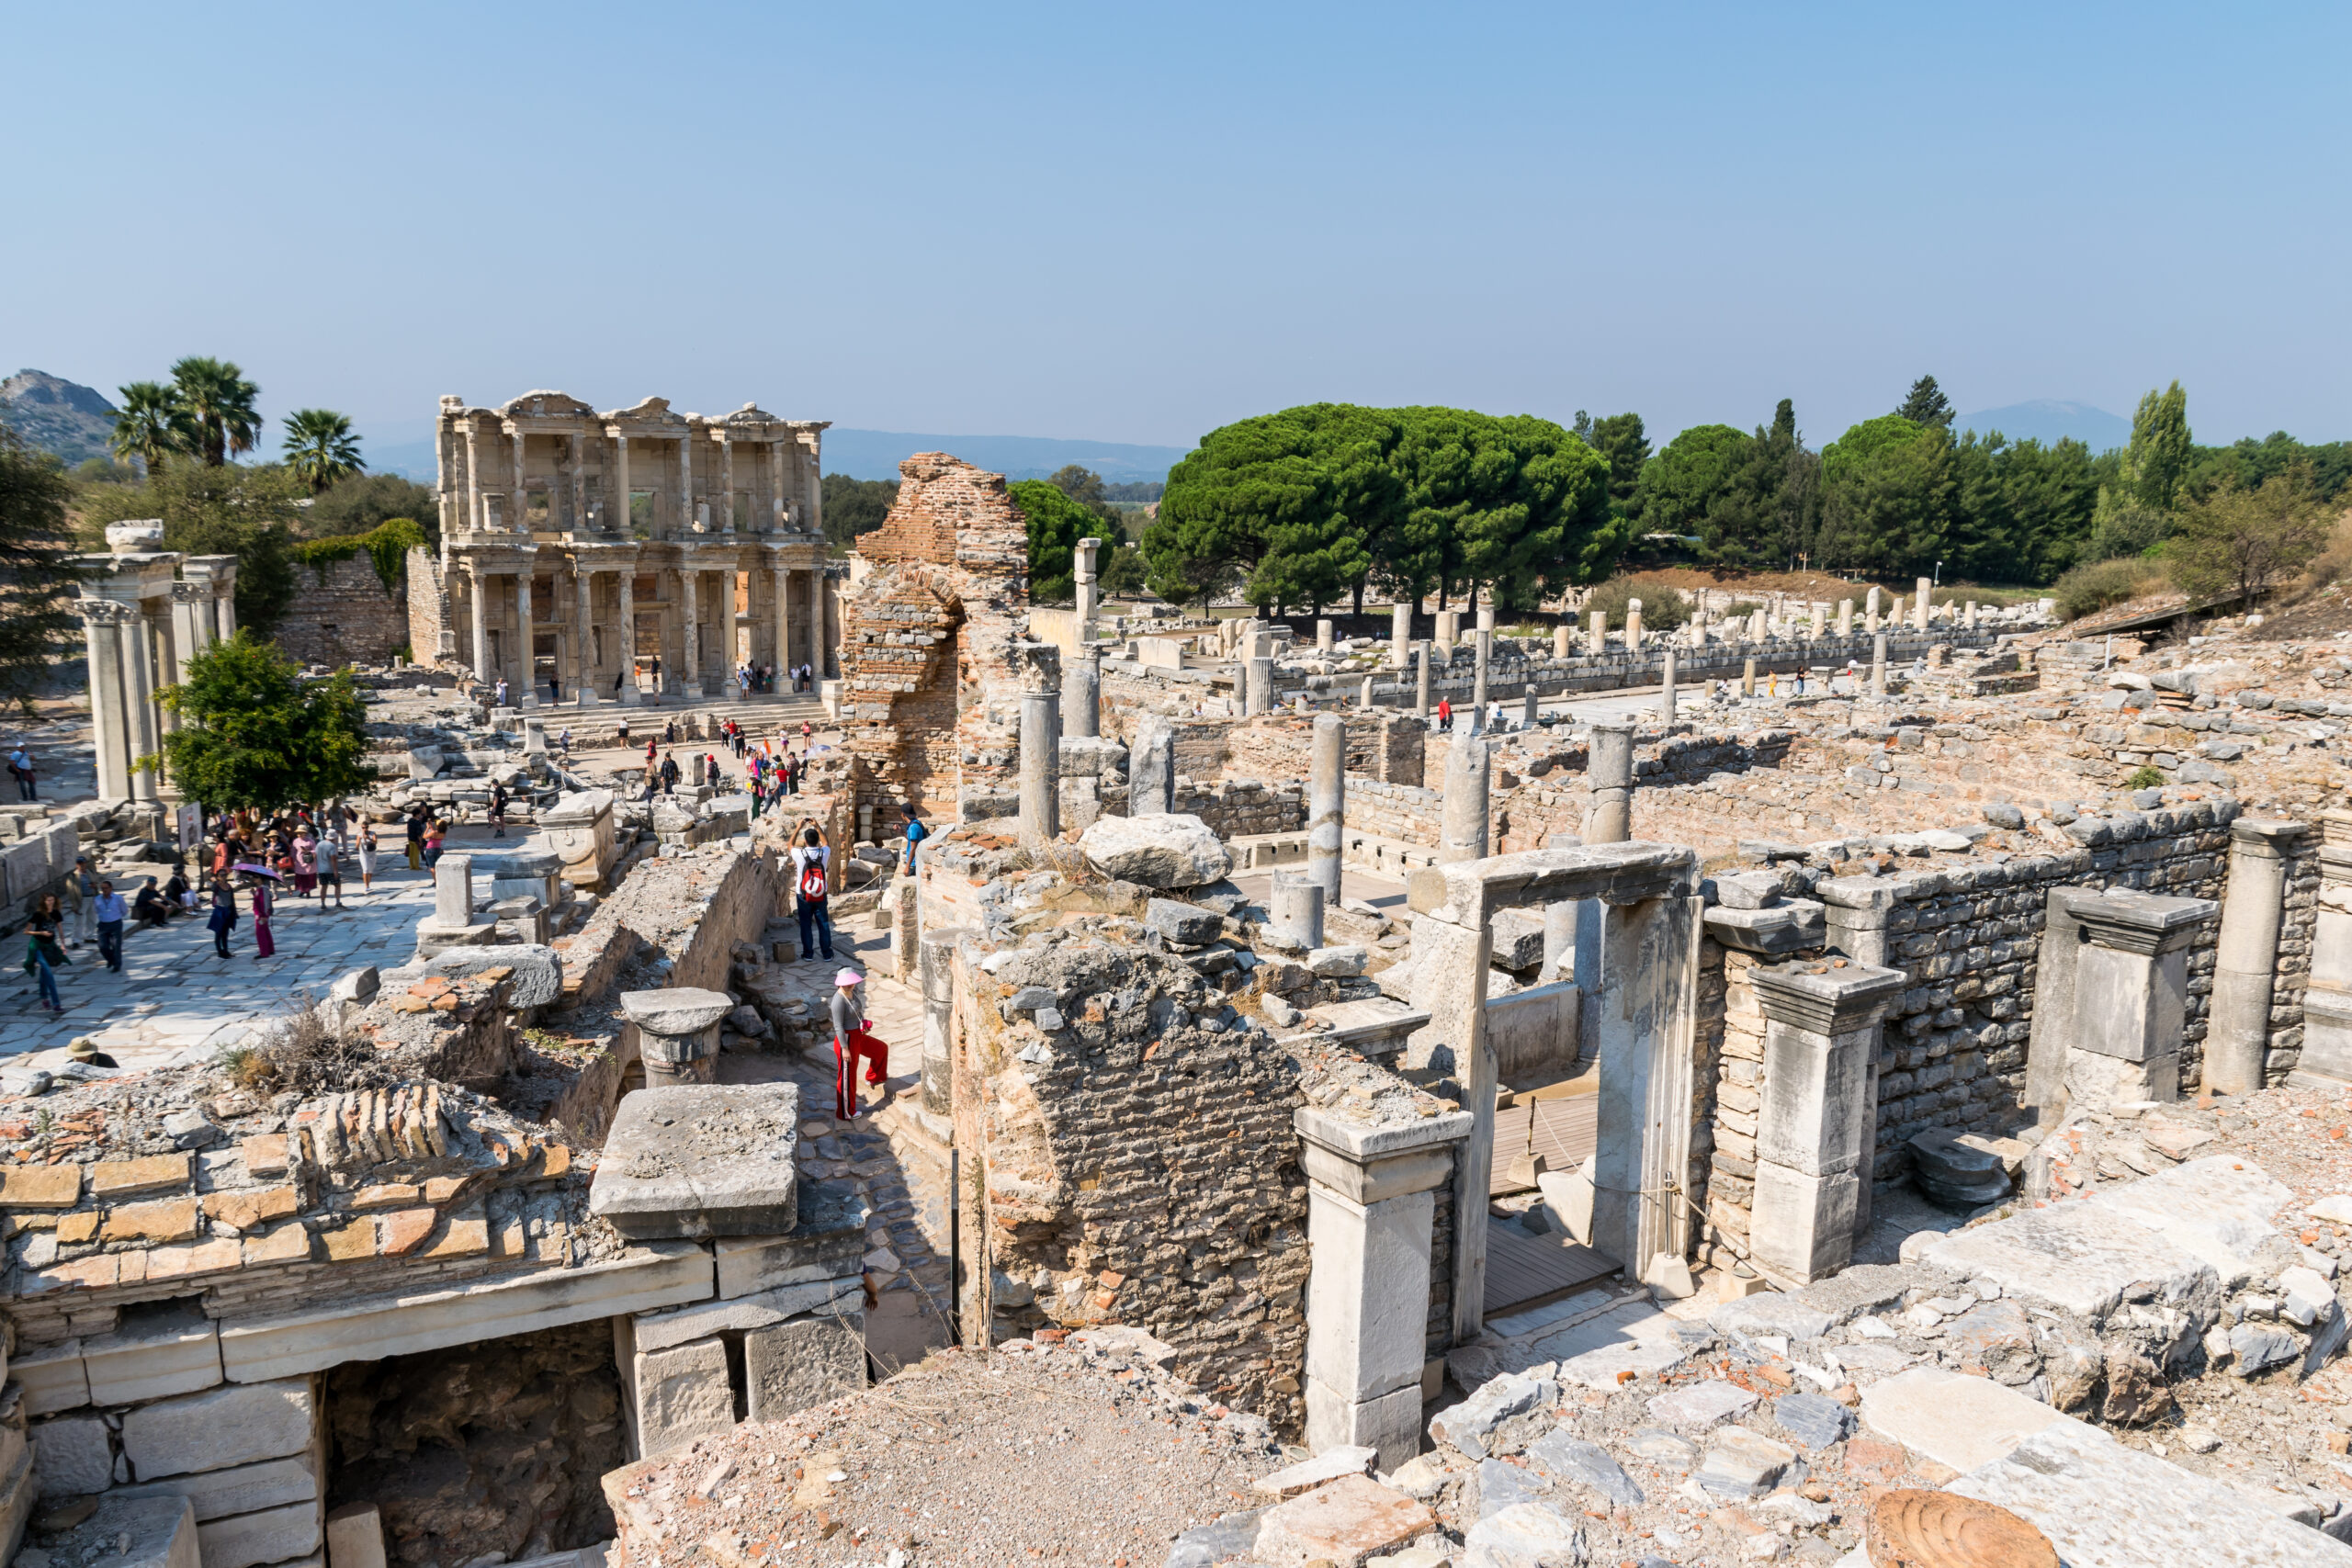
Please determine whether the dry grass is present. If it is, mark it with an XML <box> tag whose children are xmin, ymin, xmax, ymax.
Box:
<box><xmin>223</xmin><ymin>994</ymin><xmax>386</xmax><ymax>1096</ymax></box>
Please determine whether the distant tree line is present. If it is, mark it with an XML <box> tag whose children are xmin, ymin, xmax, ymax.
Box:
<box><xmin>1131</xmin><ymin>381</ymin><xmax>2351</xmax><ymax>610</ymax></box>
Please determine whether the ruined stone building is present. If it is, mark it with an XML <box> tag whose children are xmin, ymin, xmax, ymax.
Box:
<box><xmin>413</xmin><ymin>391</ymin><xmax>836</xmax><ymax>705</ymax></box>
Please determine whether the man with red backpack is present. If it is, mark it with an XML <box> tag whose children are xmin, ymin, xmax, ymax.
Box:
<box><xmin>790</xmin><ymin>819</ymin><xmax>833</xmax><ymax>961</ymax></box>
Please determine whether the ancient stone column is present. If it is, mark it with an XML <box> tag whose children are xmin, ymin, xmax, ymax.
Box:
<box><xmin>1316</xmin><ymin>618</ymin><xmax>1334</xmax><ymax>653</ymax></box>
<box><xmin>1810</xmin><ymin>602</ymin><xmax>1826</xmax><ymax>637</ymax></box>
<box><xmin>919</xmin><ymin>928</ymin><xmax>965</xmax><ymax>1122</ymax></box>
<box><xmin>1554</xmin><ymin>623</ymin><xmax>1571</xmax><ymax>659</ymax></box>
<box><xmin>1589</xmin><ymin>609</ymin><xmax>1607</xmax><ymax>648</ymax></box>
<box><xmin>1741</xmin><ymin>656</ymin><xmax>1757</xmax><ymax>697</ymax></box>
<box><xmin>1307</xmin><ymin>714</ymin><xmax>1345</xmax><ymax>906</ymax></box>
<box><xmin>620</xmin><ymin>987</ymin><xmax>732</xmax><ymax>1089</ymax></box>
<box><xmin>507</xmin><ymin>423</ymin><xmax>528</xmax><ymax>533</ymax></box>
<box><xmin>1062</xmin><ymin>648</ymin><xmax>1101</xmax><ymax>740</ymax></box>
<box><xmin>680</xmin><ymin>570</ymin><xmax>701</xmax><ymax>697</ymax></box>
<box><xmin>1625</xmin><ymin>599</ymin><xmax>1644</xmax><ymax>650</ymax></box>
<box><xmin>1360</xmin><ymin>675</ymin><xmax>1376</xmax><ymax>711</ymax></box>
<box><xmin>470</xmin><ymin>570</ymin><xmax>493</xmax><ymax>685</ymax></box>
<box><xmin>1272</xmin><ymin>870</ymin><xmax>1326</xmax><ymax>952</ymax></box>
<box><xmin>612</xmin><ymin>434</ymin><xmax>631</xmax><ymax>532</ymax></box>
<box><xmin>1435</xmin><ymin>609</ymin><xmax>1458</xmax><ymax>653</ymax></box>
<box><xmin>2208</xmin><ymin>818</ymin><xmax>2305</xmax><ymax>1095</ymax></box>
<box><xmin>772</xmin><ymin>565</ymin><xmax>792</xmax><ymax>679</ymax></box>
<box><xmin>1747</xmin><ymin>962</ymin><xmax>1905</xmax><ymax>1285</ymax></box>
<box><xmin>1747</xmin><ymin>606</ymin><xmax>1767</xmax><ymax>642</ymax></box>
<box><xmin>1870</xmin><ymin>632</ymin><xmax>1888</xmax><ymax>696</ymax></box>
<box><xmin>1130</xmin><ymin>716</ymin><xmax>1175</xmax><ymax>815</ymax></box>
<box><xmin>1476</xmin><ymin>604</ymin><xmax>1495</xmax><ymax>634</ymax></box>
<box><xmin>464</xmin><ymin>419</ymin><xmax>486</xmax><ymax>532</ymax></box>
<box><xmin>1414</xmin><ymin>642</ymin><xmax>1431</xmax><ymax>716</ymax></box>
<box><xmin>1659</xmin><ymin>647</ymin><xmax>1678</xmax><ymax>723</ymax></box>
<box><xmin>768</xmin><ymin>438</ymin><xmax>786</xmax><ymax>530</ymax></box>
<box><xmin>1391</xmin><ymin>600</ymin><xmax>1412</xmax><ymax>668</ymax></box>
<box><xmin>1297</xmin><ymin>1103</ymin><xmax>1471</xmax><ymax>1466</ymax></box>
<box><xmin>1964</xmin><ymin>600</ymin><xmax>1978</xmax><ymax>629</ymax></box>
<box><xmin>574</xmin><ymin>568</ymin><xmax>595</xmax><ymax>697</ymax></box>
<box><xmin>718</xmin><ymin>434</ymin><xmax>736</xmax><ymax>533</ymax></box>
<box><xmin>1472</xmin><ymin>628</ymin><xmax>1491</xmax><ymax>717</ymax></box>
<box><xmin>1586</xmin><ymin>719</ymin><xmax>1634</xmax><ymax>844</ymax></box>
<box><xmin>1075</xmin><ymin>537</ymin><xmax>1101</xmax><ymax>626</ymax></box>
<box><xmin>808</xmin><ymin>569</ymin><xmax>825</xmax><ymax>677</ymax></box>
<box><xmin>571</xmin><ymin>433</ymin><xmax>591</xmax><ymax>531</ymax></box>
<box><xmin>1914</xmin><ymin>577</ymin><xmax>1931</xmax><ymax>630</ymax></box>
<box><xmin>1837</xmin><ymin>598</ymin><xmax>1853</xmax><ymax>637</ymax></box>
<box><xmin>1521</xmin><ymin>688</ymin><xmax>1538</xmax><ymax>728</ymax></box>
<box><xmin>616</xmin><ymin>571</ymin><xmax>639</xmax><ymax>705</ymax></box>
<box><xmin>676</xmin><ymin>435</ymin><xmax>694</xmax><ymax>535</ymax></box>
<box><xmin>2065</xmin><ymin>889</ymin><xmax>2217</xmax><ymax>1109</ymax></box>
<box><xmin>117</xmin><ymin>611</ymin><xmax>160</xmax><ymax>801</ymax></box>
<box><xmin>1245</xmin><ymin>655</ymin><xmax>1275</xmax><ymax>716</ymax></box>
<box><xmin>435</xmin><ymin>853</ymin><xmax>476</xmax><ymax>926</ymax></box>
<box><xmin>1018</xmin><ymin>688</ymin><xmax>1061</xmax><ymax>847</ymax></box>
<box><xmin>515</xmin><ymin>570</ymin><xmax>538</xmax><ymax>707</ymax></box>
<box><xmin>1438</xmin><ymin>733</ymin><xmax>1489</xmax><ymax>863</ymax></box>
<box><xmin>82</xmin><ymin>602</ymin><xmax>129</xmax><ymax>799</ymax></box>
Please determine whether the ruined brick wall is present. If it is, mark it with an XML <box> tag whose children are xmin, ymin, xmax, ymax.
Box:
<box><xmin>1344</xmin><ymin>779</ymin><xmax>1443</xmax><ymax>847</ymax></box>
<box><xmin>2273</xmin><ymin>830</ymin><xmax>2322</xmax><ymax>1077</ymax></box>
<box><xmin>406</xmin><ymin>546</ymin><xmax>451</xmax><ymax>663</ymax></box>
<box><xmin>838</xmin><ymin>454</ymin><xmax>1030</xmax><ymax>818</ymax></box>
<box><xmin>277</xmin><ymin>552</ymin><xmax>412</xmax><ymax>668</ymax></box>
<box><xmin>954</xmin><ymin>931</ymin><xmax>1311</xmax><ymax>1428</ymax></box>
<box><xmin>1176</xmin><ymin>779</ymin><xmax>1305</xmax><ymax>840</ymax></box>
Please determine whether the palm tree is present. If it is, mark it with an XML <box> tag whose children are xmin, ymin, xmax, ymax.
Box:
<box><xmin>169</xmin><ymin>356</ymin><xmax>262</xmax><ymax>466</ymax></box>
<box><xmin>280</xmin><ymin>409</ymin><xmax>366</xmax><ymax>493</ymax></box>
<box><xmin>109</xmin><ymin>381</ymin><xmax>192</xmax><ymax>477</ymax></box>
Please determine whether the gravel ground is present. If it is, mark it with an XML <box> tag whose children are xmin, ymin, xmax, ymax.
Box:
<box><xmin>603</xmin><ymin>1334</ymin><xmax>1282</xmax><ymax>1567</ymax></box>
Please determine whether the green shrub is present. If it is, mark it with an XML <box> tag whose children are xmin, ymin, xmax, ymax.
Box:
<box><xmin>2052</xmin><ymin>557</ymin><xmax>2166</xmax><ymax>621</ymax></box>
<box><xmin>1582</xmin><ymin>576</ymin><xmax>1690</xmax><ymax>633</ymax></box>
<box><xmin>291</xmin><ymin>517</ymin><xmax>428</xmax><ymax>595</ymax></box>
<box><xmin>2124</xmin><ymin>765</ymin><xmax>2165</xmax><ymax>790</ymax></box>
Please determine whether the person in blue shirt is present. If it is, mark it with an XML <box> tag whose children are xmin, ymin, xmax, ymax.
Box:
<box><xmin>92</xmin><ymin>879</ymin><xmax>128</xmax><ymax>972</ymax></box>
<box><xmin>903</xmin><ymin>806</ymin><xmax>928</xmax><ymax>872</ymax></box>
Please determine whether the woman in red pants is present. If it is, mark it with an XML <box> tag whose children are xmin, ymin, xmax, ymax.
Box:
<box><xmin>829</xmin><ymin>968</ymin><xmax>888</xmax><ymax>1119</ymax></box>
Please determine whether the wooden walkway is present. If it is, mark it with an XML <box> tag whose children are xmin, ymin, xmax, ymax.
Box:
<box><xmin>1484</xmin><ymin>1223</ymin><xmax>1618</xmax><ymax>1317</ymax></box>
<box><xmin>1491</xmin><ymin>1092</ymin><xmax>1599</xmax><ymax>1193</ymax></box>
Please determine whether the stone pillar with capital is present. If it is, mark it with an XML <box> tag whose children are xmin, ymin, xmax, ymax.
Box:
<box><xmin>718</xmin><ymin>434</ymin><xmax>736</xmax><ymax>534</ymax></box>
<box><xmin>676</xmin><ymin>436</ymin><xmax>693</xmax><ymax>536</ymax></box>
<box><xmin>611</xmin><ymin>433</ymin><xmax>631</xmax><ymax>534</ymax></box>
<box><xmin>1074</xmin><ymin>537</ymin><xmax>1100</xmax><ymax>626</ymax></box>
<box><xmin>83</xmin><ymin>601</ymin><xmax>130</xmax><ymax>799</ymax></box>
<box><xmin>515</xmin><ymin>570</ymin><xmax>538</xmax><ymax>707</ymax></box>
<box><xmin>470</xmin><ymin>568</ymin><xmax>493</xmax><ymax>684</ymax></box>
<box><xmin>465</xmin><ymin>419</ymin><xmax>485</xmax><ymax>533</ymax></box>
<box><xmin>2063</xmin><ymin>888</ymin><xmax>2217</xmax><ymax>1110</ymax></box>
<box><xmin>508</xmin><ymin>424</ymin><xmax>527</xmax><ymax>534</ymax></box>
<box><xmin>571</xmin><ymin>434</ymin><xmax>590</xmax><ymax>533</ymax></box>
<box><xmin>1746</xmin><ymin>961</ymin><xmax>1905</xmax><ymax>1285</ymax></box>
<box><xmin>681</xmin><ymin>570</ymin><xmax>701</xmax><ymax>694</ymax></box>
<box><xmin>772</xmin><ymin>564</ymin><xmax>792</xmax><ymax>685</ymax></box>
<box><xmin>119</xmin><ymin>607</ymin><xmax>161</xmax><ymax>801</ymax></box>
<box><xmin>573</xmin><ymin>567</ymin><xmax>595</xmax><ymax>704</ymax></box>
<box><xmin>1296</xmin><ymin>1104</ymin><xmax>1472</xmax><ymax>1466</ymax></box>
<box><xmin>768</xmin><ymin>441</ymin><xmax>786</xmax><ymax>532</ymax></box>
<box><xmin>2209</xmin><ymin>818</ymin><xmax>2307</xmax><ymax>1095</ymax></box>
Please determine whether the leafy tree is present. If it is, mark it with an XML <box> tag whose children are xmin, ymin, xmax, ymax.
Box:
<box><xmin>1389</xmin><ymin>409</ymin><xmax>1616</xmax><ymax>613</ymax></box>
<box><xmin>1008</xmin><ymin>479</ymin><xmax>1099</xmax><ymax>603</ymax></box>
<box><xmin>169</xmin><ymin>356</ymin><xmax>262</xmax><ymax>467</ymax></box>
<box><xmin>0</xmin><ymin>432</ymin><xmax>90</xmax><ymax>712</ymax></box>
<box><xmin>280</xmin><ymin>409</ymin><xmax>365</xmax><ymax>493</ymax></box>
<box><xmin>1578</xmin><ymin>413</ymin><xmax>1649</xmax><ymax>512</ymax></box>
<box><xmin>1895</xmin><ymin>375</ymin><xmax>1954</xmax><ymax>429</ymax></box>
<box><xmin>820</xmin><ymin>473</ymin><xmax>899</xmax><ymax>547</ymax></box>
<box><xmin>1148</xmin><ymin>405</ymin><xmax>1400</xmax><ymax>614</ymax></box>
<box><xmin>1702</xmin><ymin>400</ymin><xmax>1823</xmax><ymax>569</ymax></box>
<box><xmin>2184</xmin><ymin>432</ymin><xmax>2352</xmax><ymax>506</ymax></box>
<box><xmin>1632</xmin><ymin>423</ymin><xmax>1747</xmax><ymax>542</ymax></box>
<box><xmin>1097</xmin><ymin>540</ymin><xmax>1149</xmax><ymax>597</ymax></box>
<box><xmin>78</xmin><ymin>462</ymin><xmax>303</xmax><ymax>633</ymax></box>
<box><xmin>150</xmin><ymin>633</ymin><xmax>377</xmax><ymax>812</ymax></box>
<box><xmin>1046</xmin><ymin>465</ymin><xmax>1109</xmax><ymax>509</ymax></box>
<box><xmin>2122</xmin><ymin>380</ymin><xmax>2192</xmax><ymax>512</ymax></box>
<box><xmin>1948</xmin><ymin>432</ymin><xmax>2099</xmax><ymax>582</ymax></box>
<box><xmin>309</xmin><ymin>472</ymin><xmax>440</xmax><ymax>544</ymax></box>
<box><xmin>1580</xmin><ymin>575</ymin><xmax>1690</xmax><ymax>634</ymax></box>
<box><xmin>2165</xmin><ymin>468</ymin><xmax>2331</xmax><ymax>604</ymax></box>
<box><xmin>1816</xmin><ymin>416</ymin><xmax>1952</xmax><ymax>575</ymax></box>
<box><xmin>109</xmin><ymin>381</ymin><xmax>193</xmax><ymax>477</ymax></box>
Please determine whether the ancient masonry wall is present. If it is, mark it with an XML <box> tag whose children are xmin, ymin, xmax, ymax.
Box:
<box><xmin>404</xmin><ymin>546</ymin><xmax>452</xmax><ymax>664</ymax></box>
<box><xmin>277</xmin><ymin>554</ymin><xmax>413</xmax><ymax>669</ymax></box>
<box><xmin>1698</xmin><ymin>807</ymin><xmax>2236</xmax><ymax>1258</ymax></box>
<box><xmin>837</xmin><ymin>454</ymin><xmax>1031</xmax><ymax>818</ymax></box>
<box><xmin>954</xmin><ymin>935</ymin><xmax>1311</xmax><ymax>1428</ymax></box>
<box><xmin>1175</xmin><ymin>780</ymin><xmax>1306</xmax><ymax>841</ymax></box>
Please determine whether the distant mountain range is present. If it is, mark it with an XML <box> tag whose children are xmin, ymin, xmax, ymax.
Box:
<box><xmin>1954</xmin><ymin>400</ymin><xmax>2132</xmax><ymax>451</ymax></box>
<box><xmin>0</xmin><ymin>369</ymin><xmax>118</xmax><ymax>465</ymax></box>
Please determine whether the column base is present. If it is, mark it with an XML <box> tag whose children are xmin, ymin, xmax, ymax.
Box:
<box><xmin>575</xmin><ymin>690</ymin><xmax>599</xmax><ymax>708</ymax></box>
<box><xmin>1747</xmin><ymin>1162</ymin><xmax>1859</xmax><ymax>1285</ymax></box>
<box><xmin>618</xmin><ymin>685</ymin><xmax>642</xmax><ymax>707</ymax></box>
<box><xmin>1303</xmin><ymin>1379</ymin><xmax>1420</xmax><ymax>1471</ymax></box>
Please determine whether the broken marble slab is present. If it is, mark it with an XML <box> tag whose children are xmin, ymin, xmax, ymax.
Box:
<box><xmin>1860</xmin><ymin>1366</ymin><xmax>2098</xmax><ymax>1475</ymax></box>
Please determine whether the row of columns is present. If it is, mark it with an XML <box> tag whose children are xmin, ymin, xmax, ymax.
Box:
<box><xmin>463</xmin><ymin>560</ymin><xmax>828</xmax><ymax>704</ymax></box>
<box><xmin>83</xmin><ymin>577</ymin><xmax>234</xmax><ymax>802</ymax></box>
<box><xmin>456</xmin><ymin>422</ymin><xmax>818</xmax><ymax>539</ymax></box>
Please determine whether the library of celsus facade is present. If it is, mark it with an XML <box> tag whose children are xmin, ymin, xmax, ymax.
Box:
<box><xmin>425</xmin><ymin>391</ymin><xmax>834</xmax><ymax>705</ymax></box>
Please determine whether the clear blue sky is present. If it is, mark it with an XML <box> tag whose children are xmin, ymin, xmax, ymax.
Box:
<box><xmin>7</xmin><ymin>2</ymin><xmax>2346</xmax><ymax>459</ymax></box>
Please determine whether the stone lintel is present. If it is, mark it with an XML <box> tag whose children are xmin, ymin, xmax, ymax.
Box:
<box><xmin>1405</xmin><ymin>842</ymin><xmax>1696</xmax><ymax>928</ymax></box>
<box><xmin>1811</xmin><ymin>875</ymin><xmax>1903</xmax><ymax>913</ymax></box>
<box><xmin>1748</xmin><ymin>961</ymin><xmax>1905</xmax><ymax>1036</ymax></box>
<box><xmin>1294</xmin><ymin>1106</ymin><xmax>1473</xmax><ymax>1165</ymax></box>
<box><xmin>1702</xmin><ymin>900</ymin><xmax>1826</xmax><ymax>956</ymax></box>
<box><xmin>2066</xmin><ymin>888</ymin><xmax>2218</xmax><ymax>955</ymax></box>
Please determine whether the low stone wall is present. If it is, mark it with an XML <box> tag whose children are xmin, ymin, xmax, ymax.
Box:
<box><xmin>1176</xmin><ymin>778</ymin><xmax>1304</xmax><ymax>840</ymax></box>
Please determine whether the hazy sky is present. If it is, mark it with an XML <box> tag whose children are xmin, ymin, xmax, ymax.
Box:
<box><xmin>9</xmin><ymin>2</ymin><xmax>2346</xmax><ymax>457</ymax></box>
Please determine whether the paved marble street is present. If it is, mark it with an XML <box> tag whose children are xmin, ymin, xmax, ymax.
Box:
<box><xmin>2</xmin><ymin>828</ymin><xmax>555</xmax><ymax>1073</ymax></box>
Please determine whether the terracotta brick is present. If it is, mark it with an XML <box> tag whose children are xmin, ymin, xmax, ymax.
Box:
<box><xmin>353</xmin><ymin>1183</ymin><xmax>421</xmax><ymax>1210</ymax></box>
<box><xmin>203</xmin><ymin>1186</ymin><xmax>300</xmax><ymax>1230</ymax></box>
<box><xmin>116</xmin><ymin>1249</ymin><xmax>147</xmax><ymax>1284</ymax></box>
<box><xmin>31</xmin><ymin>1254</ymin><xmax>119</xmax><ymax>1292</ymax></box>
<box><xmin>379</xmin><ymin>1207</ymin><xmax>437</xmax><ymax>1257</ymax></box>
<box><xmin>101</xmin><ymin>1197</ymin><xmax>199</xmax><ymax>1244</ymax></box>
<box><xmin>423</xmin><ymin>1210</ymin><xmax>491</xmax><ymax>1259</ymax></box>
<box><xmin>90</xmin><ymin>1153</ymin><xmax>191</xmax><ymax>1198</ymax></box>
<box><xmin>241</xmin><ymin>1134</ymin><xmax>290</xmax><ymax>1176</ymax></box>
<box><xmin>0</xmin><ymin>1165</ymin><xmax>82</xmax><ymax>1209</ymax></box>
<box><xmin>422</xmin><ymin>1177</ymin><xmax>467</xmax><ymax>1203</ymax></box>
<box><xmin>243</xmin><ymin>1221</ymin><xmax>315</xmax><ymax>1265</ymax></box>
<box><xmin>53</xmin><ymin>1211</ymin><xmax>98</xmax><ymax>1244</ymax></box>
<box><xmin>144</xmin><ymin>1237</ymin><xmax>241</xmax><ymax>1280</ymax></box>
<box><xmin>321</xmin><ymin>1221</ymin><xmax>376</xmax><ymax>1262</ymax></box>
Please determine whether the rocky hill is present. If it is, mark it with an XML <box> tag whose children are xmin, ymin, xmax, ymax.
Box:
<box><xmin>0</xmin><ymin>367</ymin><xmax>118</xmax><ymax>466</ymax></box>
